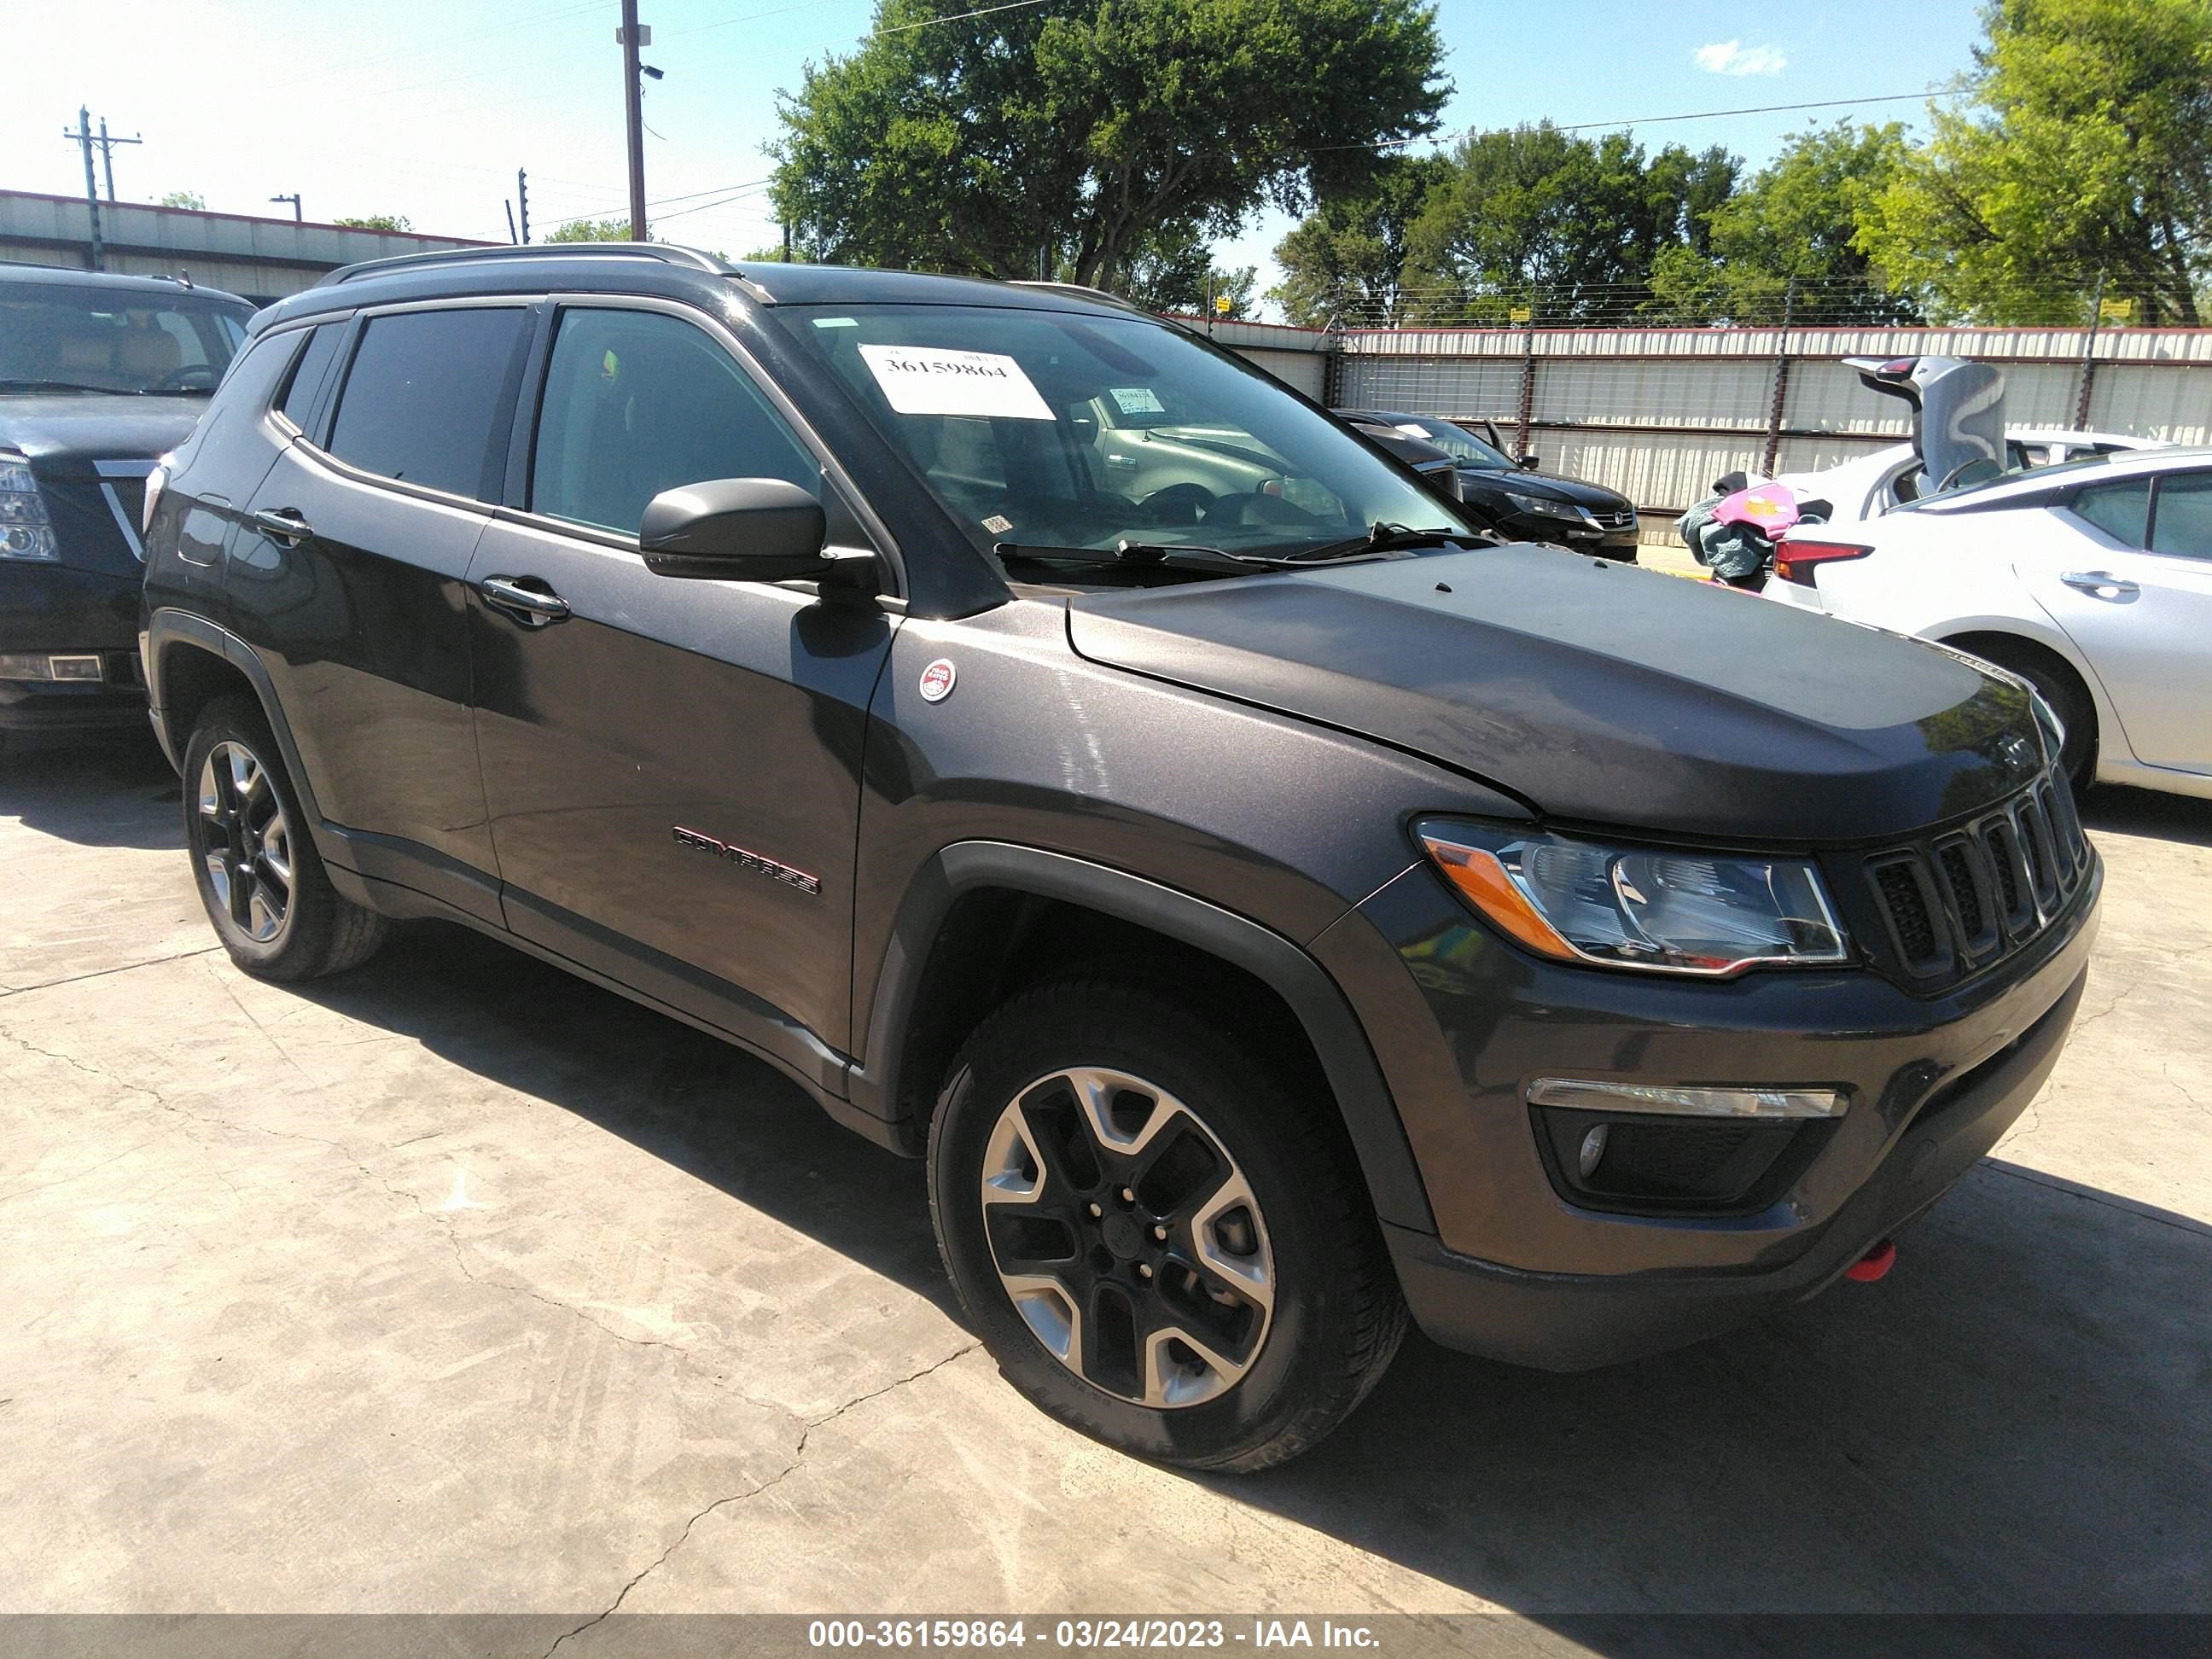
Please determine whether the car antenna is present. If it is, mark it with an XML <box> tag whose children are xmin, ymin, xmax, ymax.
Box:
<box><xmin>175</xmin><ymin>269</ymin><xmax>193</xmax><ymax>289</ymax></box>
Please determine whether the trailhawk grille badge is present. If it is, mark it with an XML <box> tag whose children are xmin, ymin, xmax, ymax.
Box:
<box><xmin>919</xmin><ymin>657</ymin><xmax>957</xmax><ymax>701</ymax></box>
<box><xmin>672</xmin><ymin>826</ymin><xmax>821</xmax><ymax>895</ymax></box>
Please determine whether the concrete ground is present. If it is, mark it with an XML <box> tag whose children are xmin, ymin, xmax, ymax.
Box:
<box><xmin>2</xmin><ymin>731</ymin><xmax>2207</xmax><ymax>1629</ymax></box>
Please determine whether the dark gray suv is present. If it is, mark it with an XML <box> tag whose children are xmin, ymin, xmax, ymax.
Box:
<box><xmin>141</xmin><ymin>247</ymin><xmax>2098</xmax><ymax>1470</ymax></box>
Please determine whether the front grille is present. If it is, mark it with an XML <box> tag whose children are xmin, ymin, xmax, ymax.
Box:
<box><xmin>1860</xmin><ymin>768</ymin><xmax>2092</xmax><ymax>986</ymax></box>
<box><xmin>1590</xmin><ymin>508</ymin><xmax>1637</xmax><ymax>530</ymax></box>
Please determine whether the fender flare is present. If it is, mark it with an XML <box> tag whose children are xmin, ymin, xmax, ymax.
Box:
<box><xmin>144</xmin><ymin>608</ymin><xmax>334</xmax><ymax>846</ymax></box>
<box><xmin>848</xmin><ymin>840</ymin><xmax>1435</xmax><ymax>1234</ymax></box>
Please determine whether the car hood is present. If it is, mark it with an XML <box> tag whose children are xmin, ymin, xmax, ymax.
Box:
<box><xmin>1064</xmin><ymin>545</ymin><xmax>2045</xmax><ymax>843</ymax></box>
<box><xmin>1458</xmin><ymin>467</ymin><xmax>1631</xmax><ymax>512</ymax></box>
<box><xmin>0</xmin><ymin>394</ymin><xmax>204</xmax><ymax>476</ymax></box>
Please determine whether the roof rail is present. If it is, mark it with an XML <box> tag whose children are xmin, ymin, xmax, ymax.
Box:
<box><xmin>1010</xmin><ymin>279</ymin><xmax>1150</xmax><ymax>314</ymax></box>
<box><xmin>321</xmin><ymin>242</ymin><xmax>727</xmax><ymax>288</ymax></box>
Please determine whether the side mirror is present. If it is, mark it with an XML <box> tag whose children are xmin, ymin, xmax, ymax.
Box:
<box><xmin>1518</xmin><ymin>454</ymin><xmax>1540</xmax><ymax>470</ymax></box>
<box><xmin>640</xmin><ymin>478</ymin><xmax>832</xmax><ymax>582</ymax></box>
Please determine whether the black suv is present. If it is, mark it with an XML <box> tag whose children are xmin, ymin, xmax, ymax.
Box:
<box><xmin>1337</xmin><ymin>408</ymin><xmax>1641</xmax><ymax>559</ymax></box>
<box><xmin>1</xmin><ymin>265</ymin><xmax>253</xmax><ymax>748</ymax></box>
<box><xmin>142</xmin><ymin>247</ymin><xmax>2099</xmax><ymax>1471</ymax></box>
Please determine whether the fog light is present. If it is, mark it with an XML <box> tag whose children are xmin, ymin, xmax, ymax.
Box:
<box><xmin>1530</xmin><ymin>1078</ymin><xmax>1844</xmax><ymax>1120</ymax></box>
<box><xmin>47</xmin><ymin>655</ymin><xmax>104</xmax><ymax>682</ymax></box>
<box><xmin>1577</xmin><ymin>1123</ymin><xmax>1609</xmax><ymax>1179</ymax></box>
<box><xmin>0</xmin><ymin>653</ymin><xmax>52</xmax><ymax>680</ymax></box>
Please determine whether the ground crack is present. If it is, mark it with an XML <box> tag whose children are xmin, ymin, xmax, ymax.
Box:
<box><xmin>541</xmin><ymin>1342</ymin><xmax>982</xmax><ymax>1656</ymax></box>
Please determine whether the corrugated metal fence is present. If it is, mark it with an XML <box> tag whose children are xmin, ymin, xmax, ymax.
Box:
<box><xmin>1220</xmin><ymin>319</ymin><xmax>2212</xmax><ymax>517</ymax></box>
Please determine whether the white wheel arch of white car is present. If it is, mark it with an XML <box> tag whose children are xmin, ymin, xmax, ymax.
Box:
<box><xmin>1764</xmin><ymin>445</ymin><xmax>2212</xmax><ymax>801</ymax></box>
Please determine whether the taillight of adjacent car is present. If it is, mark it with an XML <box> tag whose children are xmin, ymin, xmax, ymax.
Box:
<box><xmin>1771</xmin><ymin>538</ymin><xmax>1873</xmax><ymax>586</ymax></box>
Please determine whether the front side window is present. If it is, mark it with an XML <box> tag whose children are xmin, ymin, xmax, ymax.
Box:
<box><xmin>326</xmin><ymin>307</ymin><xmax>527</xmax><ymax>500</ymax></box>
<box><xmin>530</xmin><ymin>307</ymin><xmax>819</xmax><ymax>537</ymax></box>
<box><xmin>0</xmin><ymin>282</ymin><xmax>252</xmax><ymax>396</ymax></box>
<box><xmin>782</xmin><ymin>304</ymin><xmax>1470</xmax><ymax>562</ymax></box>
<box><xmin>2071</xmin><ymin>478</ymin><xmax>2151</xmax><ymax>548</ymax></box>
<box><xmin>2151</xmin><ymin>472</ymin><xmax>2212</xmax><ymax>561</ymax></box>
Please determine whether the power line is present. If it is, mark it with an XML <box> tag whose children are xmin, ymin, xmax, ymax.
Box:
<box><xmin>1548</xmin><ymin>89</ymin><xmax>1965</xmax><ymax>134</ymax></box>
<box><xmin>873</xmin><ymin>0</ymin><xmax>1069</xmax><ymax>37</ymax></box>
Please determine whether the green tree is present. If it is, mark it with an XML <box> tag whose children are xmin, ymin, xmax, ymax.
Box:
<box><xmin>159</xmin><ymin>190</ymin><xmax>207</xmax><ymax>211</ymax></box>
<box><xmin>545</xmin><ymin>217</ymin><xmax>637</xmax><ymax>242</ymax></box>
<box><xmin>1097</xmin><ymin>224</ymin><xmax>1255</xmax><ymax>317</ymax></box>
<box><xmin>1269</xmin><ymin>154</ymin><xmax>1449</xmax><ymax>326</ymax></box>
<box><xmin>1856</xmin><ymin>0</ymin><xmax>2212</xmax><ymax>324</ymax></box>
<box><xmin>1648</xmin><ymin>122</ymin><xmax>1920</xmax><ymax>324</ymax></box>
<box><xmin>333</xmin><ymin>214</ymin><xmax>412</xmax><ymax>233</ymax></box>
<box><xmin>768</xmin><ymin>0</ymin><xmax>1449</xmax><ymax>287</ymax></box>
<box><xmin>1401</xmin><ymin>124</ymin><xmax>1738</xmax><ymax>322</ymax></box>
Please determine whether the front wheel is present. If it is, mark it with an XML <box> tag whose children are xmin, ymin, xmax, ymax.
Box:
<box><xmin>928</xmin><ymin>980</ymin><xmax>1406</xmax><ymax>1472</ymax></box>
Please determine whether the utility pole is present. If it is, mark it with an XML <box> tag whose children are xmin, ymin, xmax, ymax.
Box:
<box><xmin>782</xmin><ymin>220</ymin><xmax>792</xmax><ymax>263</ymax></box>
<box><xmin>505</xmin><ymin>201</ymin><xmax>520</xmax><ymax>245</ymax></box>
<box><xmin>63</xmin><ymin>108</ymin><xmax>109</xmax><ymax>271</ymax></box>
<box><xmin>269</xmin><ymin>193</ymin><xmax>302</xmax><ymax>221</ymax></box>
<box><xmin>515</xmin><ymin>168</ymin><xmax>531</xmax><ymax>243</ymax></box>
<box><xmin>618</xmin><ymin>3</ymin><xmax>649</xmax><ymax>241</ymax></box>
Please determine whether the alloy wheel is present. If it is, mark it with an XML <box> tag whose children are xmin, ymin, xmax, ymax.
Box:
<box><xmin>196</xmin><ymin>741</ymin><xmax>294</xmax><ymax>944</ymax></box>
<box><xmin>980</xmin><ymin>1067</ymin><xmax>1275</xmax><ymax>1409</ymax></box>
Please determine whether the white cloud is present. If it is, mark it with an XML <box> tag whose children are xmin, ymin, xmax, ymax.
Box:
<box><xmin>1693</xmin><ymin>39</ymin><xmax>1789</xmax><ymax>76</ymax></box>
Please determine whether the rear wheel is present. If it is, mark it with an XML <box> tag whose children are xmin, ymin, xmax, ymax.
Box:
<box><xmin>183</xmin><ymin>696</ymin><xmax>387</xmax><ymax>981</ymax></box>
<box><xmin>928</xmin><ymin>979</ymin><xmax>1406</xmax><ymax>1472</ymax></box>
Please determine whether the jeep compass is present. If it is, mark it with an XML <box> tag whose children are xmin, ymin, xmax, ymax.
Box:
<box><xmin>141</xmin><ymin>247</ymin><xmax>2099</xmax><ymax>1470</ymax></box>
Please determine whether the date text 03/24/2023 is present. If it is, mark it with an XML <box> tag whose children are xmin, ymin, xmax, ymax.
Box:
<box><xmin>806</xmin><ymin>1620</ymin><xmax>1382</xmax><ymax>1650</ymax></box>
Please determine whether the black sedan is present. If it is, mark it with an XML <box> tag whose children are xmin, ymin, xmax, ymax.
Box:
<box><xmin>1336</xmin><ymin>409</ymin><xmax>1639</xmax><ymax>561</ymax></box>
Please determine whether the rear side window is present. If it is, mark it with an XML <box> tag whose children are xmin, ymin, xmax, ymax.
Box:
<box><xmin>2071</xmin><ymin>478</ymin><xmax>2151</xmax><ymax>547</ymax></box>
<box><xmin>529</xmin><ymin>306</ymin><xmax>818</xmax><ymax>537</ymax></box>
<box><xmin>276</xmin><ymin>324</ymin><xmax>344</xmax><ymax>429</ymax></box>
<box><xmin>327</xmin><ymin>307</ymin><xmax>527</xmax><ymax>500</ymax></box>
<box><xmin>2151</xmin><ymin>473</ymin><xmax>2212</xmax><ymax>562</ymax></box>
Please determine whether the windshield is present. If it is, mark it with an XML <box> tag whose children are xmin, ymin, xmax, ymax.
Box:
<box><xmin>783</xmin><ymin>304</ymin><xmax>1474</xmax><ymax>561</ymax></box>
<box><xmin>0</xmin><ymin>282</ymin><xmax>250</xmax><ymax>396</ymax></box>
<box><xmin>1387</xmin><ymin>416</ymin><xmax>1514</xmax><ymax>469</ymax></box>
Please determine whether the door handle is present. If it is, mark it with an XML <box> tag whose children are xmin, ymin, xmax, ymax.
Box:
<box><xmin>2059</xmin><ymin>570</ymin><xmax>2139</xmax><ymax>597</ymax></box>
<box><xmin>251</xmin><ymin>507</ymin><xmax>312</xmax><ymax>545</ymax></box>
<box><xmin>477</xmin><ymin>574</ymin><xmax>571</xmax><ymax>626</ymax></box>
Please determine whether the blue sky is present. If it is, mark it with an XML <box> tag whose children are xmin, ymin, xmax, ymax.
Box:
<box><xmin>13</xmin><ymin>0</ymin><xmax>1987</xmax><ymax>315</ymax></box>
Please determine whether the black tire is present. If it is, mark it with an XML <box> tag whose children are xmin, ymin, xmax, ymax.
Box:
<box><xmin>928</xmin><ymin>978</ymin><xmax>1406</xmax><ymax>1473</ymax></box>
<box><xmin>1954</xmin><ymin>639</ymin><xmax>2097</xmax><ymax>794</ymax></box>
<box><xmin>182</xmin><ymin>696</ymin><xmax>388</xmax><ymax>981</ymax></box>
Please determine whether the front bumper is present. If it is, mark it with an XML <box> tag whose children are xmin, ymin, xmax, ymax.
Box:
<box><xmin>0</xmin><ymin>652</ymin><xmax>147</xmax><ymax>732</ymax></box>
<box><xmin>1314</xmin><ymin>846</ymin><xmax>2100</xmax><ymax>1370</ymax></box>
<box><xmin>0</xmin><ymin>563</ymin><xmax>148</xmax><ymax>733</ymax></box>
<box><xmin>1509</xmin><ymin>515</ymin><xmax>1641</xmax><ymax>560</ymax></box>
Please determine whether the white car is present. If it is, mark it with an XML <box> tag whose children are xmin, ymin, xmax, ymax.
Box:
<box><xmin>1767</xmin><ymin>445</ymin><xmax>2212</xmax><ymax>800</ymax></box>
<box><xmin>1775</xmin><ymin>428</ymin><xmax>2168</xmax><ymax>525</ymax></box>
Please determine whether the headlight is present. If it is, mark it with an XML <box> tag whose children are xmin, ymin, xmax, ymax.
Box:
<box><xmin>0</xmin><ymin>452</ymin><xmax>58</xmax><ymax>562</ymax></box>
<box><xmin>1499</xmin><ymin>490</ymin><xmax>1580</xmax><ymax>521</ymax></box>
<box><xmin>1416</xmin><ymin>820</ymin><xmax>1849</xmax><ymax>976</ymax></box>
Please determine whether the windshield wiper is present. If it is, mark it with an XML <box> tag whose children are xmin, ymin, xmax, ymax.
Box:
<box><xmin>0</xmin><ymin>379</ymin><xmax>114</xmax><ymax>396</ymax></box>
<box><xmin>1288</xmin><ymin>522</ymin><xmax>1474</xmax><ymax>562</ymax></box>
<box><xmin>993</xmin><ymin>539</ymin><xmax>1369</xmax><ymax>573</ymax></box>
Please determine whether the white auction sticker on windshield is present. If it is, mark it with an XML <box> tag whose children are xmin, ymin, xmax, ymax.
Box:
<box><xmin>859</xmin><ymin>344</ymin><xmax>1053</xmax><ymax>421</ymax></box>
<box><xmin>1110</xmin><ymin>386</ymin><xmax>1165</xmax><ymax>415</ymax></box>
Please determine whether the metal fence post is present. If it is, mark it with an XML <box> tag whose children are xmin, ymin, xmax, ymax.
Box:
<box><xmin>2075</xmin><ymin>270</ymin><xmax>2108</xmax><ymax>429</ymax></box>
<box><xmin>1320</xmin><ymin>314</ymin><xmax>1345</xmax><ymax>408</ymax></box>
<box><xmin>1761</xmin><ymin>279</ymin><xmax>1796</xmax><ymax>477</ymax></box>
<box><xmin>1516</xmin><ymin>306</ymin><xmax>1536</xmax><ymax>458</ymax></box>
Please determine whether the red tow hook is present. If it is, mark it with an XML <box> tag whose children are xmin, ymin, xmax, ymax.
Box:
<box><xmin>1844</xmin><ymin>1239</ymin><xmax>1898</xmax><ymax>1283</ymax></box>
